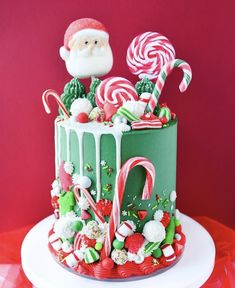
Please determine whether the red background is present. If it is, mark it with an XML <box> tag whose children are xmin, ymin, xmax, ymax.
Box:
<box><xmin>1</xmin><ymin>0</ymin><xmax>234</xmax><ymax>232</ymax></box>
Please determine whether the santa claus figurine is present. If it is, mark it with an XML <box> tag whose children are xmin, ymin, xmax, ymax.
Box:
<box><xmin>60</xmin><ymin>18</ymin><xmax>113</xmax><ymax>79</ymax></box>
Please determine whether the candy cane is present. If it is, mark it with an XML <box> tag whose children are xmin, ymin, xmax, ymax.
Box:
<box><xmin>104</xmin><ymin>157</ymin><xmax>155</xmax><ymax>257</ymax></box>
<box><xmin>147</xmin><ymin>59</ymin><xmax>192</xmax><ymax>112</ymax></box>
<box><xmin>73</xmin><ymin>185</ymin><xmax>105</xmax><ymax>224</ymax></box>
<box><xmin>42</xmin><ymin>89</ymin><xmax>70</xmax><ymax>119</ymax></box>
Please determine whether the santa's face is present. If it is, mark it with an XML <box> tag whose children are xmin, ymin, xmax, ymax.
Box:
<box><xmin>61</xmin><ymin>32</ymin><xmax>113</xmax><ymax>79</ymax></box>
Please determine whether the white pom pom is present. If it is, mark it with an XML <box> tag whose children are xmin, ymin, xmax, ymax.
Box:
<box><xmin>70</xmin><ymin>98</ymin><xmax>93</xmax><ymax>116</ymax></box>
<box><xmin>154</xmin><ymin>209</ymin><xmax>164</xmax><ymax>221</ymax></box>
<box><xmin>114</xmin><ymin>123</ymin><xmax>131</xmax><ymax>132</ymax></box>
<box><xmin>53</xmin><ymin>214</ymin><xmax>78</xmax><ymax>240</ymax></box>
<box><xmin>170</xmin><ymin>190</ymin><xmax>177</xmax><ymax>202</ymax></box>
<box><xmin>64</xmin><ymin>161</ymin><xmax>74</xmax><ymax>175</ymax></box>
<box><xmin>78</xmin><ymin>196</ymin><xmax>90</xmax><ymax>210</ymax></box>
<box><xmin>142</xmin><ymin>220</ymin><xmax>166</xmax><ymax>243</ymax></box>
<box><xmin>122</xmin><ymin>100</ymin><xmax>145</xmax><ymax>118</ymax></box>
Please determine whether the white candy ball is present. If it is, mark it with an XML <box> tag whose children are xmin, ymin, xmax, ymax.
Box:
<box><xmin>122</xmin><ymin>100</ymin><xmax>145</xmax><ymax>118</ymax></box>
<box><xmin>170</xmin><ymin>190</ymin><xmax>177</xmax><ymax>202</ymax></box>
<box><xmin>142</xmin><ymin>220</ymin><xmax>166</xmax><ymax>243</ymax></box>
<box><xmin>78</xmin><ymin>176</ymin><xmax>92</xmax><ymax>189</ymax></box>
<box><xmin>113</xmin><ymin>115</ymin><xmax>123</xmax><ymax>125</ymax></box>
<box><xmin>154</xmin><ymin>209</ymin><xmax>164</xmax><ymax>222</ymax></box>
<box><xmin>70</xmin><ymin>98</ymin><xmax>93</xmax><ymax>116</ymax></box>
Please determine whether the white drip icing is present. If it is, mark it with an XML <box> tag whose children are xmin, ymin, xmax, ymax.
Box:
<box><xmin>54</xmin><ymin>119</ymin><xmax>58</xmax><ymax>178</ymax></box>
<box><xmin>94</xmin><ymin>133</ymin><xmax>101</xmax><ymax>201</ymax></box>
<box><xmin>65</xmin><ymin>127</ymin><xmax>70</xmax><ymax>161</ymax></box>
<box><xmin>75</xmin><ymin>131</ymin><xmax>84</xmax><ymax>176</ymax></box>
<box><xmin>57</xmin><ymin>122</ymin><xmax>61</xmax><ymax>175</ymax></box>
<box><xmin>57</xmin><ymin>121</ymin><xmax>123</xmax><ymax>202</ymax></box>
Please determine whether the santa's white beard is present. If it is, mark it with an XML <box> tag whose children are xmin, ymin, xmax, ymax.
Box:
<box><xmin>65</xmin><ymin>46</ymin><xmax>113</xmax><ymax>79</ymax></box>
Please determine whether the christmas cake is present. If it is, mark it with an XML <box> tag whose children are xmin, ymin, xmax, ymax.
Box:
<box><xmin>42</xmin><ymin>18</ymin><xmax>192</xmax><ymax>280</ymax></box>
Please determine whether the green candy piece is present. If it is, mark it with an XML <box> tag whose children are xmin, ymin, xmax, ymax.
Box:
<box><xmin>163</xmin><ymin>217</ymin><xmax>175</xmax><ymax>245</ymax></box>
<box><xmin>135</xmin><ymin>76</ymin><xmax>154</xmax><ymax>96</ymax></box>
<box><xmin>84</xmin><ymin>247</ymin><xmax>100</xmax><ymax>264</ymax></box>
<box><xmin>87</xmin><ymin>77</ymin><xmax>101</xmax><ymax>107</ymax></box>
<box><xmin>72</xmin><ymin>220</ymin><xmax>83</xmax><ymax>232</ymax></box>
<box><xmin>95</xmin><ymin>242</ymin><xmax>103</xmax><ymax>251</ymax></box>
<box><xmin>113</xmin><ymin>239</ymin><xmax>124</xmax><ymax>250</ymax></box>
<box><xmin>59</xmin><ymin>78</ymin><xmax>86</xmax><ymax>115</ymax></box>
<box><xmin>58</xmin><ymin>191</ymin><xmax>75</xmax><ymax>216</ymax></box>
<box><xmin>175</xmin><ymin>218</ymin><xmax>181</xmax><ymax>227</ymax></box>
<box><xmin>144</xmin><ymin>242</ymin><xmax>160</xmax><ymax>255</ymax></box>
<box><xmin>152</xmin><ymin>248</ymin><xmax>162</xmax><ymax>259</ymax></box>
<box><xmin>117</xmin><ymin>107</ymin><xmax>139</xmax><ymax>122</ymax></box>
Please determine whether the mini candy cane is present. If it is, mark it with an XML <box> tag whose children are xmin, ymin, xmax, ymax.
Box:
<box><xmin>42</xmin><ymin>89</ymin><xmax>70</xmax><ymax>119</ymax></box>
<box><xmin>95</xmin><ymin>77</ymin><xmax>138</xmax><ymax>109</ymax></box>
<box><xmin>126</xmin><ymin>32</ymin><xmax>175</xmax><ymax>80</ymax></box>
<box><xmin>148</xmin><ymin>59</ymin><xmax>192</xmax><ymax>112</ymax></box>
<box><xmin>104</xmin><ymin>157</ymin><xmax>155</xmax><ymax>257</ymax></box>
<box><xmin>73</xmin><ymin>185</ymin><xmax>105</xmax><ymax>224</ymax></box>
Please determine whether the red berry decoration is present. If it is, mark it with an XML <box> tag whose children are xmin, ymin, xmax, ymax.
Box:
<box><xmin>137</xmin><ymin>210</ymin><xmax>148</xmax><ymax>220</ymax></box>
<box><xmin>51</xmin><ymin>196</ymin><xmax>59</xmax><ymax>209</ymax></box>
<box><xmin>160</xmin><ymin>102</ymin><xmax>168</xmax><ymax>108</ymax></box>
<box><xmin>171</xmin><ymin>112</ymin><xmax>176</xmax><ymax>119</ymax></box>
<box><xmin>160</xmin><ymin>116</ymin><xmax>168</xmax><ymax>124</ymax></box>
<box><xmin>96</xmin><ymin>199</ymin><xmax>113</xmax><ymax>216</ymax></box>
<box><xmin>80</xmin><ymin>235</ymin><xmax>96</xmax><ymax>248</ymax></box>
<box><xmin>102</xmin><ymin>257</ymin><xmax>115</xmax><ymax>270</ymax></box>
<box><xmin>125</xmin><ymin>233</ymin><xmax>145</xmax><ymax>254</ymax></box>
<box><xmin>161</xmin><ymin>212</ymin><xmax>171</xmax><ymax>227</ymax></box>
<box><xmin>76</xmin><ymin>112</ymin><xmax>89</xmax><ymax>123</ymax></box>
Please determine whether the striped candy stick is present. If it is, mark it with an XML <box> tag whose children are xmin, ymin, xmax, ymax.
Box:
<box><xmin>73</xmin><ymin>185</ymin><xmax>105</xmax><ymax>224</ymax></box>
<box><xmin>42</xmin><ymin>89</ymin><xmax>70</xmax><ymax>119</ymax></box>
<box><xmin>147</xmin><ymin>59</ymin><xmax>192</xmax><ymax>112</ymax></box>
<box><xmin>104</xmin><ymin>157</ymin><xmax>156</xmax><ymax>257</ymax></box>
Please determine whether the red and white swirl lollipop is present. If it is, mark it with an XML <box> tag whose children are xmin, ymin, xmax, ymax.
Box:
<box><xmin>95</xmin><ymin>77</ymin><xmax>138</xmax><ymax>109</ymax></box>
<box><xmin>126</xmin><ymin>32</ymin><xmax>175</xmax><ymax>80</ymax></box>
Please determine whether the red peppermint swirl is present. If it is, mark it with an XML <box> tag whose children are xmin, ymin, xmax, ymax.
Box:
<box><xmin>95</xmin><ymin>77</ymin><xmax>138</xmax><ymax>109</ymax></box>
<box><xmin>126</xmin><ymin>32</ymin><xmax>175</xmax><ymax>80</ymax></box>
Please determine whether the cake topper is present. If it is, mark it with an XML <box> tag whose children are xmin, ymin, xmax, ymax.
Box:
<box><xmin>59</xmin><ymin>18</ymin><xmax>113</xmax><ymax>79</ymax></box>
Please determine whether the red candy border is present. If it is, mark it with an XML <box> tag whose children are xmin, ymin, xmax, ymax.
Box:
<box><xmin>48</xmin><ymin>228</ymin><xmax>186</xmax><ymax>280</ymax></box>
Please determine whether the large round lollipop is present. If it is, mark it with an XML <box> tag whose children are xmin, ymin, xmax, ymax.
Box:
<box><xmin>126</xmin><ymin>32</ymin><xmax>175</xmax><ymax>80</ymax></box>
<box><xmin>95</xmin><ymin>77</ymin><xmax>138</xmax><ymax>109</ymax></box>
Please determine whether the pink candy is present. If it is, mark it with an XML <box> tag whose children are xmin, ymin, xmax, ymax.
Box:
<box><xmin>95</xmin><ymin>77</ymin><xmax>138</xmax><ymax>109</ymax></box>
<box><xmin>126</xmin><ymin>32</ymin><xmax>175</xmax><ymax>80</ymax></box>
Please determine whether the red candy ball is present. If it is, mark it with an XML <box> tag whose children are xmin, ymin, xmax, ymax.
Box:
<box><xmin>76</xmin><ymin>112</ymin><xmax>89</xmax><ymax>123</ymax></box>
<box><xmin>160</xmin><ymin>116</ymin><xmax>168</xmax><ymax>124</ymax></box>
<box><xmin>102</xmin><ymin>257</ymin><xmax>114</xmax><ymax>270</ymax></box>
<box><xmin>125</xmin><ymin>233</ymin><xmax>145</xmax><ymax>254</ymax></box>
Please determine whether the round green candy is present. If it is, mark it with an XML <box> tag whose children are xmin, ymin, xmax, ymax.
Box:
<box><xmin>95</xmin><ymin>242</ymin><xmax>103</xmax><ymax>251</ymax></box>
<box><xmin>152</xmin><ymin>248</ymin><xmax>162</xmax><ymax>259</ymax></box>
<box><xmin>72</xmin><ymin>220</ymin><xmax>83</xmax><ymax>232</ymax></box>
<box><xmin>113</xmin><ymin>239</ymin><xmax>124</xmax><ymax>250</ymax></box>
<box><xmin>67</xmin><ymin>237</ymin><xmax>75</xmax><ymax>244</ymax></box>
<box><xmin>175</xmin><ymin>219</ymin><xmax>181</xmax><ymax>227</ymax></box>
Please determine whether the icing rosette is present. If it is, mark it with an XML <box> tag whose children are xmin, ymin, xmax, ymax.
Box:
<box><xmin>117</xmin><ymin>262</ymin><xmax>142</xmax><ymax>278</ymax></box>
<box><xmin>139</xmin><ymin>256</ymin><xmax>162</xmax><ymax>275</ymax></box>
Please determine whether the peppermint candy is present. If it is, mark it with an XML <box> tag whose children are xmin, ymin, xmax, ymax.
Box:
<box><xmin>95</xmin><ymin>77</ymin><xmax>138</xmax><ymax>109</ymax></box>
<box><xmin>126</xmin><ymin>32</ymin><xmax>175</xmax><ymax>80</ymax></box>
<box><xmin>131</xmin><ymin>119</ymin><xmax>162</xmax><ymax>130</ymax></box>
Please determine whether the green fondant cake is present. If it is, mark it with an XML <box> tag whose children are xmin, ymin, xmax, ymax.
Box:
<box><xmin>44</xmin><ymin>18</ymin><xmax>192</xmax><ymax>280</ymax></box>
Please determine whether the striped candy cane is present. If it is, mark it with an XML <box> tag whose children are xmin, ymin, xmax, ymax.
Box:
<box><xmin>104</xmin><ymin>157</ymin><xmax>155</xmax><ymax>257</ymax></box>
<box><xmin>42</xmin><ymin>89</ymin><xmax>70</xmax><ymax>119</ymax></box>
<box><xmin>147</xmin><ymin>59</ymin><xmax>192</xmax><ymax>112</ymax></box>
<box><xmin>73</xmin><ymin>185</ymin><xmax>105</xmax><ymax>224</ymax></box>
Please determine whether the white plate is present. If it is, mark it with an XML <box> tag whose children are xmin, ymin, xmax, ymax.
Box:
<box><xmin>21</xmin><ymin>214</ymin><xmax>215</xmax><ymax>288</ymax></box>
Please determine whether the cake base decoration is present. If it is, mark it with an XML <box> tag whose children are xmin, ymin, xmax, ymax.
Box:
<box><xmin>42</xmin><ymin>17</ymin><xmax>192</xmax><ymax>280</ymax></box>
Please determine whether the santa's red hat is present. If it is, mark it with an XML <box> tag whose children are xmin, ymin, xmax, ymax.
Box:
<box><xmin>64</xmin><ymin>18</ymin><xmax>109</xmax><ymax>50</ymax></box>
